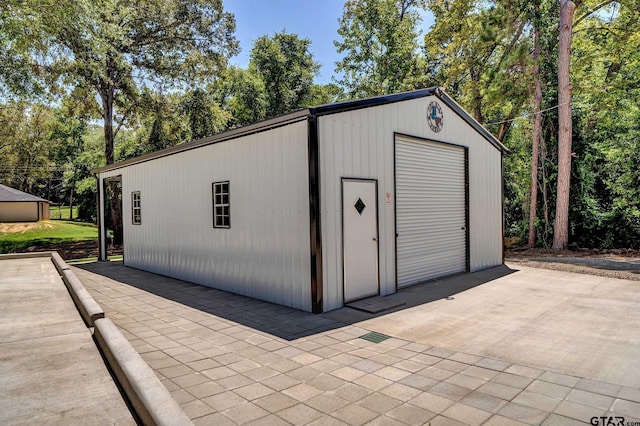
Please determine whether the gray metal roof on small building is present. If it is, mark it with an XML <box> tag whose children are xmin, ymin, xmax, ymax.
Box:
<box><xmin>0</xmin><ymin>184</ymin><xmax>49</xmax><ymax>203</ymax></box>
<box><xmin>93</xmin><ymin>87</ymin><xmax>507</xmax><ymax>174</ymax></box>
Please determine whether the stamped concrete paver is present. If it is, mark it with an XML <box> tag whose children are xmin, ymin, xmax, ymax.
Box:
<box><xmin>356</xmin><ymin>264</ymin><xmax>640</xmax><ymax>388</ymax></box>
<box><xmin>75</xmin><ymin>261</ymin><xmax>640</xmax><ymax>425</ymax></box>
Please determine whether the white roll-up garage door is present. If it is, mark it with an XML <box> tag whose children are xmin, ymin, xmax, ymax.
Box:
<box><xmin>395</xmin><ymin>135</ymin><xmax>467</xmax><ymax>288</ymax></box>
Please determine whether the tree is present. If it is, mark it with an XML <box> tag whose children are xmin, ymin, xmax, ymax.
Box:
<box><xmin>211</xmin><ymin>66</ymin><xmax>268</xmax><ymax>129</ymax></box>
<box><xmin>335</xmin><ymin>0</ymin><xmax>429</xmax><ymax>98</ymax></box>
<box><xmin>528</xmin><ymin>0</ymin><xmax>544</xmax><ymax>247</ymax></box>
<box><xmin>552</xmin><ymin>0</ymin><xmax>577</xmax><ymax>249</ymax></box>
<box><xmin>50</xmin><ymin>111</ymin><xmax>88</xmax><ymax>220</ymax></box>
<box><xmin>211</xmin><ymin>32</ymin><xmax>322</xmax><ymax>128</ymax></box>
<box><xmin>5</xmin><ymin>0</ymin><xmax>239</xmax><ymax>243</ymax></box>
<box><xmin>183</xmin><ymin>88</ymin><xmax>214</xmax><ymax>140</ymax></box>
<box><xmin>181</xmin><ymin>88</ymin><xmax>230</xmax><ymax>139</ymax></box>
<box><xmin>250</xmin><ymin>31</ymin><xmax>320</xmax><ymax>117</ymax></box>
<box><xmin>0</xmin><ymin>102</ymin><xmax>56</xmax><ymax>194</ymax></box>
<box><xmin>305</xmin><ymin>83</ymin><xmax>344</xmax><ymax>105</ymax></box>
<box><xmin>425</xmin><ymin>0</ymin><xmax>531</xmax><ymax>136</ymax></box>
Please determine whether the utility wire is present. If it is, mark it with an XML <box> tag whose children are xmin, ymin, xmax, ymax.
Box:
<box><xmin>484</xmin><ymin>101</ymin><xmax>572</xmax><ymax>126</ymax></box>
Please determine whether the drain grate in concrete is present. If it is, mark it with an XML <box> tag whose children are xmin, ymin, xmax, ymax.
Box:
<box><xmin>360</xmin><ymin>332</ymin><xmax>392</xmax><ymax>343</ymax></box>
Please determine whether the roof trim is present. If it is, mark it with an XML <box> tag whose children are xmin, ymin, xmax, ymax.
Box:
<box><xmin>92</xmin><ymin>110</ymin><xmax>310</xmax><ymax>173</ymax></box>
<box><xmin>310</xmin><ymin>87</ymin><xmax>437</xmax><ymax>116</ymax></box>
<box><xmin>93</xmin><ymin>87</ymin><xmax>507</xmax><ymax>174</ymax></box>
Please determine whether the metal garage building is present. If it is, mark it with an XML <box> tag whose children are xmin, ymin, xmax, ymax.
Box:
<box><xmin>95</xmin><ymin>87</ymin><xmax>506</xmax><ymax>313</ymax></box>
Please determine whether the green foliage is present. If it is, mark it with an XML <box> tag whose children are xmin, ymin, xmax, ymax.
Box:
<box><xmin>425</xmin><ymin>0</ymin><xmax>532</xmax><ymax>132</ymax></box>
<box><xmin>211</xmin><ymin>32</ymin><xmax>323</xmax><ymax>128</ymax></box>
<box><xmin>183</xmin><ymin>88</ymin><xmax>220</xmax><ymax>140</ymax></box>
<box><xmin>250</xmin><ymin>31</ymin><xmax>320</xmax><ymax>117</ymax></box>
<box><xmin>502</xmin><ymin>0</ymin><xmax>640</xmax><ymax>248</ymax></box>
<box><xmin>0</xmin><ymin>102</ymin><xmax>57</xmax><ymax>194</ymax></box>
<box><xmin>306</xmin><ymin>83</ymin><xmax>345</xmax><ymax>105</ymax></box>
<box><xmin>335</xmin><ymin>0</ymin><xmax>430</xmax><ymax>98</ymax></box>
<box><xmin>211</xmin><ymin>66</ymin><xmax>268</xmax><ymax>128</ymax></box>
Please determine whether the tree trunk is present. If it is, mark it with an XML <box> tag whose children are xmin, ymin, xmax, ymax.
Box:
<box><xmin>101</xmin><ymin>86</ymin><xmax>123</xmax><ymax>245</ymax></box>
<box><xmin>68</xmin><ymin>184</ymin><xmax>74</xmax><ymax>220</ymax></box>
<box><xmin>528</xmin><ymin>1</ymin><xmax>543</xmax><ymax>248</ymax></box>
<box><xmin>552</xmin><ymin>0</ymin><xmax>576</xmax><ymax>250</ymax></box>
<box><xmin>103</xmin><ymin>91</ymin><xmax>115</xmax><ymax>165</ymax></box>
<box><xmin>470</xmin><ymin>67</ymin><xmax>484</xmax><ymax>124</ymax></box>
<box><xmin>541</xmin><ymin>135</ymin><xmax>550</xmax><ymax>247</ymax></box>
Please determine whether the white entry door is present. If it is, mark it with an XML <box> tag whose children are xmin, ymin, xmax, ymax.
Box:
<box><xmin>343</xmin><ymin>179</ymin><xmax>379</xmax><ymax>302</ymax></box>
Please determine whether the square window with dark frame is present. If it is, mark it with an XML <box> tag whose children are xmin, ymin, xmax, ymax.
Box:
<box><xmin>212</xmin><ymin>181</ymin><xmax>230</xmax><ymax>228</ymax></box>
<box><xmin>131</xmin><ymin>191</ymin><xmax>141</xmax><ymax>225</ymax></box>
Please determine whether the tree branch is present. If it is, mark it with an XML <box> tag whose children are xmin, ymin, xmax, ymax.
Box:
<box><xmin>573</xmin><ymin>0</ymin><xmax>616</xmax><ymax>28</ymax></box>
<box><xmin>113</xmin><ymin>102</ymin><xmax>136</xmax><ymax>138</ymax></box>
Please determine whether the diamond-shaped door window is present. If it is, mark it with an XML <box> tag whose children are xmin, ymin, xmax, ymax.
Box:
<box><xmin>354</xmin><ymin>198</ymin><xmax>366</xmax><ymax>215</ymax></box>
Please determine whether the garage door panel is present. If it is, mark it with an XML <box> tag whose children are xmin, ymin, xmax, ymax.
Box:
<box><xmin>398</xmin><ymin>232</ymin><xmax>465</xmax><ymax>246</ymax></box>
<box><xmin>396</xmin><ymin>136</ymin><xmax>467</xmax><ymax>288</ymax></box>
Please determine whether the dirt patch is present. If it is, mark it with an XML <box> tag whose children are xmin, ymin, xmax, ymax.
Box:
<box><xmin>506</xmin><ymin>247</ymin><xmax>640</xmax><ymax>258</ymax></box>
<box><xmin>0</xmin><ymin>222</ymin><xmax>55</xmax><ymax>234</ymax></box>
<box><xmin>21</xmin><ymin>240</ymin><xmax>123</xmax><ymax>260</ymax></box>
<box><xmin>506</xmin><ymin>248</ymin><xmax>640</xmax><ymax>281</ymax></box>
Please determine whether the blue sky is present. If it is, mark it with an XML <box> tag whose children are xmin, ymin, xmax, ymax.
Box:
<box><xmin>225</xmin><ymin>0</ymin><xmax>434</xmax><ymax>84</ymax></box>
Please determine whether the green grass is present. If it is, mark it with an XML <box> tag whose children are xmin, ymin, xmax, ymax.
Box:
<box><xmin>50</xmin><ymin>206</ymin><xmax>79</xmax><ymax>220</ymax></box>
<box><xmin>67</xmin><ymin>255</ymin><xmax>123</xmax><ymax>264</ymax></box>
<box><xmin>0</xmin><ymin>220</ymin><xmax>97</xmax><ymax>253</ymax></box>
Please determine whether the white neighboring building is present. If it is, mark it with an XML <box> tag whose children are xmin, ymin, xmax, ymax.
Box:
<box><xmin>95</xmin><ymin>88</ymin><xmax>506</xmax><ymax>313</ymax></box>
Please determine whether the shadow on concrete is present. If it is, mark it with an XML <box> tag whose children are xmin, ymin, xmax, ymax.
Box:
<box><xmin>75</xmin><ymin>262</ymin><xmax>516</xmax><ymax>341</ymax></box>
<box><xmin>324</xmin><ymin>265</ymin><xmax>518</xmax><ymax>324</ymax></box>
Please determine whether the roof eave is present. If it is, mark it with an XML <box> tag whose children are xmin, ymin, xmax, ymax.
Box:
<box><xmin>93</xmin><ymin>87</ymin><xmax>508</xmax><ymax>175</ymax></box>
<box><xmin>92</xmin><ymin>109</ymin><xmax>311</xmax><ymax>174</ymax></box>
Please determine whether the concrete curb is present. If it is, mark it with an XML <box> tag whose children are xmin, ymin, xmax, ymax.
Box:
<box><xmin>61</xmin><ymin>269</ymin><xmax>105</xmax><ymax>327</ymax></box>
<box><xmin>94</xmin><ymin>318</ymin><xmax>193</xmax><ymax>426</ymax></box>
<box><xmin>47</xmin><ymin>251</ymin><xmax>104</xmax><ymax>327</ymax></box>
<box><xmin>50</xmin><ymin>252</ymin><xmax>70</xmax><ymax>275</ymax></box>
<box><xmin>0</xmin><ymin>251</ymin><xmax>53</xmax><ymax>260</ymax></box>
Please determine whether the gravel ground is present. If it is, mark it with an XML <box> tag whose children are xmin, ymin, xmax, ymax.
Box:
<box><xmin>506</xmin><ymin>249</ymin><xmax>640</xmax><ymax>281</ymax></box>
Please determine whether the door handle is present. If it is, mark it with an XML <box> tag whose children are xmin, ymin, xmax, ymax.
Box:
<box><xmin>373</xmin><ymin>237</ymin><xmax>378</xmax><ymax>241</ymax></box>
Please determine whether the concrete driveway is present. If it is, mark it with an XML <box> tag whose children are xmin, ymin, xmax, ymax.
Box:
<box><xmin>0</xmin><ymin>256</ymin><xmax>134</xmax><ymax>425</ymax></box>
<box><xmin>357</xmin><ymin>264</ymin><xmax>640</xmax><ymax>388</ymax></box>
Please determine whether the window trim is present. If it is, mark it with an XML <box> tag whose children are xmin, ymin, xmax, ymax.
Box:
<box><xmin>131</xmin><ymin>191</ymin><xmax>141</xmax><ymax>225</ymax></box>
<box><xmin>212</xmin><ymin>181</ymin><xmax>230</xmax><ymax>229</ymax></box>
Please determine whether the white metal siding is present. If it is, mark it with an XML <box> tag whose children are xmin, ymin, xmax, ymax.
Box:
<box><xmin>318</xmin><ymin>96</ymin><xmax>502</xmax><ymax>312</ymax></box>
<box><xmin>0</xmin><ymin>202</ymin><xmax>39</xmax><ymax>222</ymax></box>
<box><xmin>100</xmin><ymin>120</ymin><xmax>312</xmax><ymax>311</ymax></box>
<box><xmin>395</xmin><ymin>137</ymin><xmax>466</xmax><ymax>287</ymax></box>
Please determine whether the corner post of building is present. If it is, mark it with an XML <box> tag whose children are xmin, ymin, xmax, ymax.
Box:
<box><xmin>308</xmin><ymin>114</ymin><xmax>323</xmax><ymax>313</ymax></box>
<box><xmin>97</xmin><ymin>175</ymin><xmax>107</xmax><ymax>261</ymax></box>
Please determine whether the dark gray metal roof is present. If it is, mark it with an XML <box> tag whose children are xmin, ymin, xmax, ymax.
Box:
<box><xmin>0</xmin><ymin>184</ymin><xmax>50</xmax><ymax>203</ymax></box>
<box><xmin>94</xmin><ymin>87</ymin><xmax>507</xmax><ymax>174</ymax></box>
